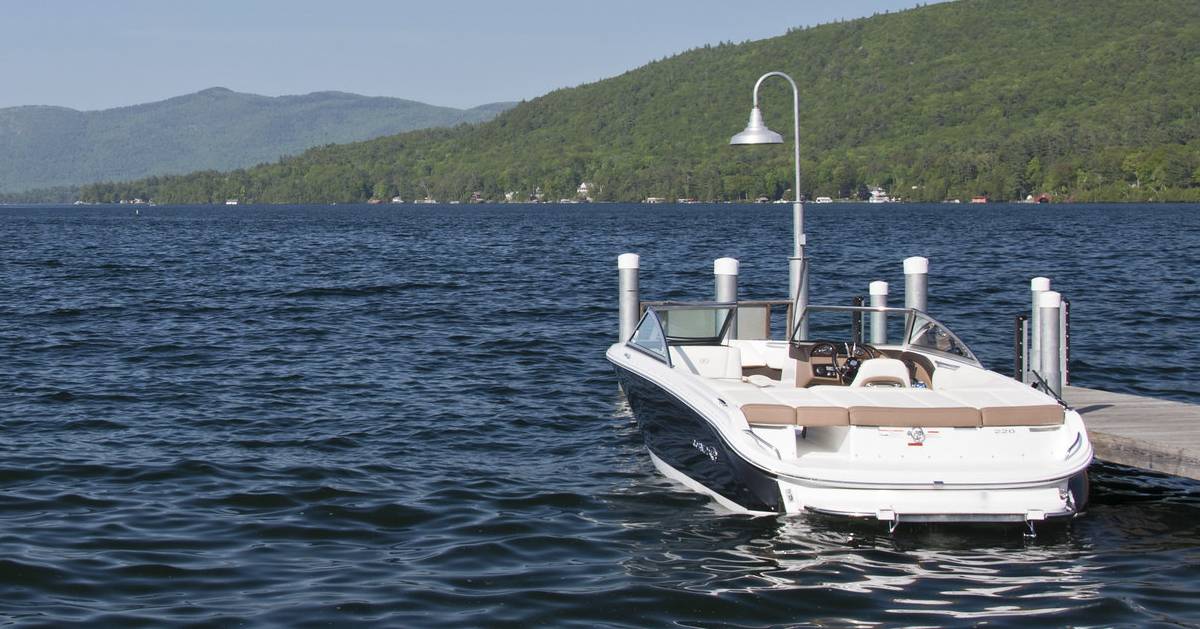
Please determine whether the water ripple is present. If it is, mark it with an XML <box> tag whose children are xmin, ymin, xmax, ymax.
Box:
<box><xmin>0</xmin><ymin>203</ymin><xmax>1197</xmax><ymax>626</ymax></box>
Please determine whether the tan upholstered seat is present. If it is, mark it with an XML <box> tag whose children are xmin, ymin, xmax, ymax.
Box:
<box><xmin>938</xmin><ymin>388</ymin><xmax>1065</xmax><ymax>426</ymax></box>
<box><xmin>847</xmin><ymin>405</ymin><xmax>982</xmax><ymax>427</ymax></box>
<box><xmin>708</xmin><ymin>381</ymin><xmax>796</xmax><ymax>426</ymax></box>
<box><xmin>709</xmin><ymin>380</ymin><xmax>849</xmax><ymax>426</ymax></box>
<box><xmin>762</xmin><ymin>388</ymin><xmax>850</xmax><ymax>426</ymax></box>
<box><xmin>808</xmin><ymin>387</ymin><xmax>982</xmax><ymax>427</ymax></box>
<box><xmin>794</xmin><ymin>406</ymin><xmax>852</xmax><ymax>427</ymax></box>
<box><xmin>980</xmin><ymin>405</ymin><xmax>1064</xmax><ymax>426</ymax></box>
<box><xmin>741</xmin><ymin>404</ymin><xmax>797</xmax><ymax>425</ymax></box>
<box><xmin>849</xmin><ymin>358</ymin><xmax>911</xmax><ymax>388</ymax></box>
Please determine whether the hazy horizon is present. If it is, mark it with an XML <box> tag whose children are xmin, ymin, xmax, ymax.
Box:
<box><xmin>0</xmin><ymin>86</ymin><xmax>516</xmax><ymax>114</ymax></box>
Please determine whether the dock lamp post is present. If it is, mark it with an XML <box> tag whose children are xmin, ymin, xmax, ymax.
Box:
<box><xmin>730</xmin><ymin>71</ymin><xmax>808</xmax><ymax>340</ymax></box>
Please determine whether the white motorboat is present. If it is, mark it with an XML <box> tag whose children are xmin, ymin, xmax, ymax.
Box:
<box><xmin>607</xmin><ymin>301</ymin><xmax>1091</xmax><ymax>529</ymax></box>
<box><xmin>606</xmin><ymin>69</ymin><xmax>1090</xmax><ymax>530</ymax></box>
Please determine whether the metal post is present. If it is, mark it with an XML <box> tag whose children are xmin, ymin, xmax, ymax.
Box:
<box><xmin>1022</xmin><ymin>316</ymin><xmax>1030</xmax><ymax>383</ymax></box>
<box><xmin>790</xmin><ymin>256</ymin><xmax>808</xmax><ymax>340</ymax></box>
<box><xmin>1014</xmin><ymin>314</ymin><xmax>1027</xmax><ymax>381</ymax></box>
<box><xmin>618</xmin><ymin>253</ymin><xmax>640</xmax><ymax>342</ymax></box>
<box><xmin>1039</xmin><ymin>291</ymin><xmax>1063</xmax><ymax>397</ymax></box>
<box><xmin>714</xmin><ymin>257</ymin><xmax>738</xmax><ymax>341</ymax></box>
<box><xmin>1060</xmin><ymin>298</ymin><xmax>1070</xmax><ymax>386</ymax></box>
<box><xmin>904</xmin><ymin>256</ymin><xmax>928</xmax><ymax>312</ymax></box>
<box><xmin>869</xmin><ymin>281</ymin><xmax>888</xmax><ymax>345</ymax></box>
<box><xmin>1029</xmin><ymin>277</ymin><xmax>1050</xmax><ymax>385</ymax></box>
<box><xmin>748</xmin><ymin>72</ymin><xmax>806</xmax><ymax>341</ymax></box>
<box><xmin>851</xmin><ymin>296</ymin><xmax>864</xmax><ymax>344</ymax></box>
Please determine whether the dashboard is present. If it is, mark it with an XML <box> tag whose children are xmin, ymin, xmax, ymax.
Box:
<box><xmin>802</xmin><ymin>341</ymin><xmax>882</xmax><ymax>383</ymax></box>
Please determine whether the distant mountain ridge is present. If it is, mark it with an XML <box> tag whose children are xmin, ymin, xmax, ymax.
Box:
<box><xmin>81</xmin><ymin>0</ymin><xmax>1200</xmax><ymax>204</ymax></box>
<box><xmin>0</xmin><ymin>88</ymin><xmax>515</xmax><ymax>191</ymax></box>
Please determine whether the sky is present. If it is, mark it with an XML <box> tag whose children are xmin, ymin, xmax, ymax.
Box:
<box><xmin>0</xmin><ymin>0</ymin><xmax>942</xmax><ymax>111</ymax></box>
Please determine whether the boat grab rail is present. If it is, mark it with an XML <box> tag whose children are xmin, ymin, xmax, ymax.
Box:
<box><xmin>743</xmin><ymin>429</ymin><xmax>782</xmax><ymax>459</ymax></box>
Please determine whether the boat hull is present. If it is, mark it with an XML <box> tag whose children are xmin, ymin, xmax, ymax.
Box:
<box><xmin>612</xmin><ymin>357</ymin><xmax>1089</xmax><ymax>524</ymax></box>
<box><xmin>615</xmin><ymin>365</ymin><xmax>783</xmax><ymax>513</ymax></box>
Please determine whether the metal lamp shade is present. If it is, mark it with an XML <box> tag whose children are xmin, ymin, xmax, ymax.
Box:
<box><xmin>729</xmin><ymin>107</ymin><xmax>783</xmax><ymax>145</ymax></box>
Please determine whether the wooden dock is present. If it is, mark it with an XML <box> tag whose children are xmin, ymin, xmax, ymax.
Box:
<box><xmin>1065</xmin><ymin>385</ymin><xmax>1200</xmax><ymax>480</ymax></box>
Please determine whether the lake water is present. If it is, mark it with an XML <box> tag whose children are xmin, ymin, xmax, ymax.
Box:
<box><xmin>1</xmin><ymin>203</ymin><xmax>1198</xmax><ymax>626</ymax></box>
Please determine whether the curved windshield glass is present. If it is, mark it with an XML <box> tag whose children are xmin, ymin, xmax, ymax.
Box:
<box><xmin>906</xmin><ymin>312</ymin><xmax>977</xmax><ymax>363</ymax></box>
<box><xmin>629</xmin><ymin>310</ymin><xmax>670</xmax><ymax>363</ymax></box>
<box><xmin>785</xmin><ymin>303</ymin><xmax>980</xmax><ymax>366</ymax></box>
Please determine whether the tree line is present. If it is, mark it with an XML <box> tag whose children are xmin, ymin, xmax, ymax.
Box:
<box><xmin>79</xmin><ymin>0</ymin><xmax>1200</xmax><ymax>205</ymax></box>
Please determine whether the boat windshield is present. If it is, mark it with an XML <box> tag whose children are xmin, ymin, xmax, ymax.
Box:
<box><xmin>628</xmin><ymin>309</ymin><xmax>670</xmax><ymax>363</ymax></box>
<box><xmin>626</xmin><ymin>304</ymin><xmax>735</xmax><ymax>366</ymax></box>
<box><xmin>631</xmin><ymin>303</ymin><xmax>734</xmax><ymax>345</ymax></box>
<box><xmin>906</xmin><ymin>311</ymin><xmax>977</xmax><ymax>363</ymax></box>
<box><xmin>789</xmin><ymin>304</ymin><xmax>979</xmax><ymax>366</ymax></box>
<box><xmin>656</xmin><ymin>304</ymin><xmax>734</xmax><ymax>344</ymax></box>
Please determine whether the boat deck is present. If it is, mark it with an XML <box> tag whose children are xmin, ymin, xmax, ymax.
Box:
<box><xmin>1066</xmin><ymin>385</ymin><xmax>1200</xmax><ymax>481</ymax></box>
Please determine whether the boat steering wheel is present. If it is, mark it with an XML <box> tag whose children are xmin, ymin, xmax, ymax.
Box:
<box><xmin>835</xmin><ymin>342</ymin><xmax>881</xmax><ymax>385</ymax></box>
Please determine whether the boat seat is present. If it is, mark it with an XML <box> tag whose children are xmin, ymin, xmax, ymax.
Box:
<box><xmin>938</xmin><ymin>388</ymin><xmax>1065</xmax><ymax>426</ymax></box>
<box><xmin>808</xmin><ymin>387</ymin><xmax>982</xmax><ymax>427</ymax></box>
<box><xmin>708</xmin><ymin>382</ymin><xmax>795</xmax><ymax>425</ymax></box>
<box><xmin>728</xmin><ymin>340</ymin><xmax>768</xmax><ymax>368</ymax></box>
<box><xmin>849</xmin><ymin>358</ymin><xmax>910</xmax><ymax>388</ymax></box>
<box><xmin>743</xmin><ymin>403</ymin><xmax>798</xmax><ymax>425</ymax></box>
<box><xmin>669</xmin><ymin>345</ymin><xmax>742</xmax><ymax>379</ymax></box>
<box><xmin>758</xmin><ymin>388</ymin><xmax>850</xmax><ymax>426</ymax></box>
<box><xmin>709</xmin><ymin>381</ymin><xmax>848</xmax><ymax>426</ymax></box>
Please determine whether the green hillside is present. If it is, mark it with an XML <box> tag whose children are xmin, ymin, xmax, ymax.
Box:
<box><xmin>81</xmin><ymin>0</ymin><xmax>1200</xmax><ymax>204</ymax></box>
<box><xmin>0</xmin><ymin>88</ymin><xmax>514</xmax><ymax>192</ymax></box>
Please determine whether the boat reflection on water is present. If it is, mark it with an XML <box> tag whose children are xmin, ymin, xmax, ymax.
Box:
<box><xmin>610</xmin><ymin>502</ymin><xmax>1109</xmax><ymax>622</ymax></box>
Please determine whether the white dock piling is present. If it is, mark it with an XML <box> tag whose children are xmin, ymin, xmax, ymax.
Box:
<box><xmin>903</xmin><ymin>257</ymin><xmax>928</xmax><ymax>312</ymax></box>
<box><xmin>1029</xmin><ymin>277</ymin><xmax>1050</xmax><ymax>385</ymax></box>
<box><xmin>869</xmin><ymin>281</ymin><xmax>888</xmax><ymax>345</ymax></box>
<box><xmin>1038</xmin><ymin>290</ymin><xmax>1063</xmax><ymax>397</ymax></box>
<box><xmin>618</xmin><ymin>253</ymin><xmax>640</xmax><ymax>342</ymax></box>
<box><xmin>715</xmin><ymin>257</ymin><xmax>739</xmax><ymax>340</ymax></box>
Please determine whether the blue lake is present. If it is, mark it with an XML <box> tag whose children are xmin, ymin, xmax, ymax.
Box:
<box><xmin>1</xmin><ymin>203</ymin><xmax>1198</xmax><ymax>626</ymax></box>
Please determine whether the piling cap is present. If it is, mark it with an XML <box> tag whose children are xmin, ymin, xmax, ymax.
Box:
<box><xmin>617</xmin><ymin>253</ymin><xmax>640</xmax><ymax>270</ymax></box>
<box><xmin>903</xmin><ymin>256</ymin><xmax>929</xmax><ymax>274</ymax></box>
<box><xmin>714</xmin><ymin>257</ymin><xmax>739</xmax><ymax>275</ymax></box>
<box><xmin>1031</xmin><ymin>277</ymin><xmax>1051</xmax><ymax>291</ymax></box>
<box><xmin>1038</xmin><ymin>290</ymin><xmax>1062</xmax><ymax>308</ymax></box>
<box><xmin>869</xmin><ymin>281</ymin><xmax>889</xmax><ymax>295</ymax></box>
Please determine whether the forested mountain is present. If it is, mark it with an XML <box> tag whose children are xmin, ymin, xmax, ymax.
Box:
<box><xmin>81</xmin><ymin>0</ymin><xmax>1200</xmax><ymax>204</ymax></box>
<box><xmin>0</xmin><ymin>89</ymin><xmax>514</xmax><ymax>192</ymax></box>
